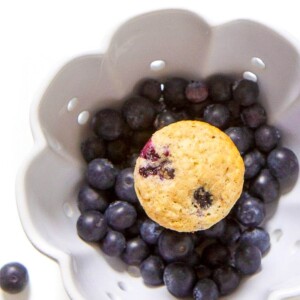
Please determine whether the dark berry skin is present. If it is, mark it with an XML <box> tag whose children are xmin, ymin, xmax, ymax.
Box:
<box><xmin>158</xmin><ymin>230</ymin><xmax>194</xmax><ymax>262</ymax></box>
<box><xmin>114</xmin><ymin>168</ymin><xmax>138</xmax><ymax>203</ymax></box>
<box><xmin>105</xmin><ymin>201</ymin><xmax>137</xmax><ymax>231</ymax></box>
<box><xmin>201</xmin><ymin>242</ymin><xmax>230</xmax><ymax>267</ymax></box>
<box><xmin>81</xmin><ymin>136</ymin><xmax>106</xmax><ymax>162</ymax></box>
<box><xmin>122</xmin><ymin>96</ymin><xmax>156</xmax><ymax>130</ymax></box>
<box><xmin>92</xmin><ymin>109</ymin><xmax>124</xmax><ymax>141</ymax></box>
<box><xmin>225</xmin><ymin>127</ymin><xmax>254</xmax><ymax>154</ymax></box>
<box><xmin>250</xmin><ymin>169</ymin><xmax>280</xmax><ymax>203</ymax></box>
<box><xmin>203</xmin><ymin>219</ymin><xmax>226</xmax><ymax>238</ymax></box>
<box><xmin>185</xmin><ymin>81</ymin><xmax>208</xmax><ymax>103</ymax></box>
<box><xmin>140</xmin><ymin>255</ymin><xmax>165</xmax><ymax>286</ymax></box>
<box><xmin>187</xmin><ymin>99</ymin><xmax>212</xmax><ymax>118</ymax></box>
<box><xmin>234</xmin><ymin>244</ymin><xmax>262</xmax><ymax>275</ymax></box>
<box><xmin>140</xmin><ymin>219</ymin><xmax>163</xmax><ymax>245</ymax></box>
<box><xmin>193</xmin><ymin>278</ymin><xmax>219</xmax><ymax>300</ymax></box>
<box><xmin>203</xmin><ymin>104</ymin><xmax>230</xmax><ymax>129</ymax></box>
<box><xmin>121</xmin><ymin>237</ymin><xmax>150</xmax><ymax>265</ymax></box>
<box><xmin>219</xmin><ymin>219</ymin><xmax>241</xmax><ymax>246</ymax></box>
<box><xmin>244</xmin><ymin>150</ymin><xmax>266</xmax><ymax>179</ymax></box>
<box><xmin>195</xmin><ymin>265</ymin><xmax>212</xmax><ymax>280</ymax></box>
<box><xmin>212</xmin><ymin>266</ymin><xmax>240</xmax><ymax>296</ymax></box>
<box><xmin>101</xmin><ymin>230</ymin><xmax>126</xmax><ymax>257</ymax></box>
<box><xmin>77</xmin><ymin>185</ymin><xmax>108</xmax><ymax>213</ymax></box>
<box><xmin>86</xmin><ymin>158</ymin><xmax>117</xmax><ymax>190</ymax></box>
<box><xmin>267</xmin><ymin>147</ymin><xmax>299</xmax><ymax>189</ymax></box>
<box><xmin>0</xmin><ymin>263</ymin><xmax>28</xmax><ymax>294</ymax></box>
<box><xmin>184</xmin><ymin>251</ymin><xmax>201</xmax><ymax>267</ymax></box>
<box><xmin>107</xmin><ymin>139</ymin><xmax>129</xmax><ymax>164</ymax></box>
<box><xmin>139</xmin><ymin>79</ymin><xmax>161</xmax><ymax>102</ymax></box>
<box><xmin>241</xmin><ymin>103</ymin><xmax>267</xmax><ymax>128</ymax></box>
<box><xmin>131</xmin><ymin>130</ymin><xmax>153</xmax><ymax>150</ymax></box>
<box><xmin>76</xmin><ymin>211</ymin><xmax>107</xmax><ymax>242</ymax></box>
<box><xmin>207</xmin><ymin>75</ymin><xmax>232</xmax><ymax>102</ymax></box>
<box><xmin>233</xmin><ymin>79</ymin><xmax>259</xmax><ymax>106</ymax></box>
<box><xmin>163</xmin><ymin>262</ymin><xmax>196</xmax><ymax>298</ymax></box>
<box><xmin>234</xmin><ymin>196</ymin><xmax>265</xmax><ymax>227</ymax></box>
<box><xmin>255</xmin><ymin>125</ymin><xmax>281</xmax><ymax>153</ymax></box>
<box><xmin>163</xmin><ymin>78</ymin><xmax>189</xmax><ymax>108</ymax></box>
<box><xmin>154</xmin><ymin>110</ymin><xmax>178</xmax><ymax>129</ymax></box>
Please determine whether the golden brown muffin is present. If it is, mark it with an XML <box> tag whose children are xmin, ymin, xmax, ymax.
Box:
<box><xmin>134</xmin><ymin>120</ymin><xmax>244</xmax><ymax>232</ymax></box>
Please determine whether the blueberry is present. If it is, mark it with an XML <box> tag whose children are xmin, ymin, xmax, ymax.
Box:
<box><xmin>140</xmin><ymin>255</ymin><xmax>165</xmax><ymax>286</ymax></box>
<box><xmin>139</xmin><ymin>79</ymin><xmax>161</xmax><ymax>102</ymax></box>
<box><xmin>121</xmin><ymin>237</ymin><xmax>150</xmax><ymax>265</ymax></box>
<box><xmin>163</xmin><ymin>262</ymin><xmax>196</xmax><ymax>298</ymax></box>
<box><xmin>122</xmin><ymin>96</ymin><xmax>156</xmax><ymax>130</ymax></box>
<box><xmin>107</xmin><ymin>139</ymin><xmax>129</xmax><ymax>164</ymax></box>
<box><xmin>244</xmin><ymin>150</ymin><xmax>266</xmax><ymax>179</ymax></box>
<box><xmin>184</xmin><ymin>251</ymin><xmax>201</xmax><ymax>267</ymax></box>
<box><xmin>0</xmin><ymin>263</ymin><xmax>28</xmax><ymax>294</ymax></box>
<box><xmin>234</xmin><ymin>196</ymin><xmax>265</xmax><ymax>227</ymax></box>
<box><xmin>76</xmin><ymin>211</ymin><xmax>107</xmax><ymax>242</ymax></box>
<box><xmin>233</xmin><ymin>79</ymin><xmax>259</xmax><ymax>106</ymax></box>
<box><xmin>81</xmin><ymin>136</ymin><xmax>106</xmax><ymax>162</ymax></box>
<box><xmin>195</xmin><ymin>265</ymin><xmax>212</xmax><ymax>280</ymax></box>
<box><xmin>101</xmin><ymin>230</ymin><xmax>126</xmax><ymax>257</ymax></box>
<box><xmin>228</xmin><ymin>100</ymin><xmax>241</xmax><ymax>119</ymax></box>
<box><xmin>163</xmin><ymin>78</ymin><xmax>188</xmax><ymax>108</ymax></box>
<box><xmin>255</xmin><ymin>125</ymin><xmax>281</xmax><ymax>153</ymax></box>
<box><xmin>204</xmin><ymin>219</ymin><xmax>226</xmax><ymax>238</ymax></box>
<box><xmin>77</xmin><ymin>185</ymin><xmax>108</xmax><ymax>213</ymax></box>
<box><xmin>172</xmin><ymin>109</ymin><xmax>191</xmax><ymax>121</ymax></box>
<box><xmin>187</xmin><ymin>99</ymin><xmax>212</xmax><ymax>118</ymax></box>
<box><xmin>105</xmin><ymin>201</ymin><xmax>137</xmax><ymax>230</ymax></box>
<box><xmin>207</xmin><ymin>75</ymin><xmax>232</xmax><ymax>102</ymax></box>
<box><xmin>219</xmin><ymin>219</ymin><xmax>241</xmax><ymax>246</ymax></box>
<box><xmin>158</xmin><ymin>230</ymin><xmax>194</xmax><ymax>262</ymax></box>
<box><xmin>114</xmin><ymin>168</ymin><xmax>138</xmax><ymax>203</ymax></box>
<box><xmin>125</xmin><ymin>219</ymin><xmax>143</xmax><ymax>239</ymax></box>
<box><xmin>185</xmin><ymin>81</ymin><xmax>208</xmax><ymax>103</ymax></box>
<box><xmin>203</xmin><ymin>104</ymin><xmax>230</xmax><ymax>129</ymax></box>
<box><xmin>92</xmin><ymin>109</ymin><xmax>124</xmax><ymax>141</ymax></box>
<box><xmin>267</xmin><ymin>147</ymin><xmax>299</xmax><ymax>189</ymax></box>
<box><xmin>241</xmin><ymin>103</ymin><xmax>267</xmax><ymax>128</ymax></box>
<box><xmin>225</xmin><ymin>127</ymin><xmax>254</xmax><ymax>154</ymax></box>
<box><xmin>154</xmin><ymin>110</ymin><xmax>178</xmax><ymax>129</ymax></box>
<box><xmin>131</xmin><ymin>130</ymin><xmax>153</xmax><ymax>149</ymax></box>
<box><xmin>201</xmin><ymin>242</ymin><xmax>230</xmax><ymax>267</ymax></box>
<box><xmin>86</xmin><ymin>158</ymin><xmax>117</xmax><ymax>190</ymax></box>
<box><xmin>250</xmin><ymin>169</ymin><xmax>280</xmax><ymax>203</ymax></box>
<box><xmin>140</xmin><ymin>219</ymin><xmax>163</xmax><ymax>245</ymax></box>
<box><xmin>212</xmin><ymin>266</ymin><xmax>240</xmax><ymax>296</ymax></box>
<box><xmin>193</xmin><ymin>278</ymin><xmax>219</xmax><ymax>300</ymax></box>
<box><xmin>234</xmin><ymin>244</ymin><xmax>261</xmax><ymax>275</ymax></box>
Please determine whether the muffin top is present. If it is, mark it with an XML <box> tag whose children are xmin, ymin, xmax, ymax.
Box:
<box><xmin>134</xmin><ymin>120</ymin><xmax>245</xmax><ymax>232</ymax></box>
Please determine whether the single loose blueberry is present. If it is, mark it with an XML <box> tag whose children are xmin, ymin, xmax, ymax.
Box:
<box><xmin>76</xmin><ymin>211</ymin><xmax>107</xmax><ymax>242</ymax></box>
<box><xmin>154</xmin><ymin>110</ymin><xmax>178</xmax><ymax>129</ymax></box>
<box><xmin>225</xmin><ymin>127</ymin><xmax>254</xmax><ymax>154</ymax></box>
<box><xmin>212</xmin><ymin>266</ymin><xmax>240</xmax><ymax>296</ymax></box>
<box><xmin>185</xmin><ymin>81</ymin><xmax>208</xmax><ymax>103</ymax></box>
<box><xmin>107</xmin><ymin>139</ymin><xmax>129</xmax><ymax>164</ymax></box>
<box><xmin>121</xmin><ymin>237</ymin><xmax>150</xmax><ymax>265</ymax></box>
<box><xmin>163</xmin><ymin>262</ymin><xmax>196</xmax><ymax>298</ymax></box>
<box><xmin>140</xmin><ymin>218</ymin><xmax>163</xmax><ymax>245</ymax></box>
<box><xmin>203</xmin><ymin>104</ymin><xmax>230</xmax><ymax>129</ymax></box>
<box><xmin>101</xmin><ymin>230</ymin><xmax>126</xmax><ymax>257</ymax></box>
<box><xmin>234</xmin><ymin>244</ymin><xmax>262</xmax><ymax>275</ymax></box>
<box><xmin>267</xmin><ymin>147</ymin><xmax>299</xmax><ymax>189</ymax></box>
<box><xmin>233</xmin><ymin>79</ymin><xmax>259</xmax><ymax>106</ymax></box>
<box><xmin>114</xmin><ymin>168</ymin><xmax>138</xmax><ymax>203</ymax></box>
<box><xmin>140</xmin><ymin>255</ymin><xmax>165</xmax><ymax>286</ymax></box>
<box><xmin>207</xmin><ymin>75</ymin><xmax>232</xmax><ymax>102</ymax></box>
<box><xmin>81</xmin><ymin>136</ymin><xmax>106</xmax><ymax>162</ymax></box>
<box><xmin>163</xmin><ymin>78</ymin><xmax>189</xmax><ymax>108</ymax></box>
<box><xmin>239</xmin><ymin>227</ymin><xmax>270</xmax><ymax>255</ymax></box>
<box><xmin>122</xmin><ymin>96</ymin><xmax>156</xmax><ymax>130</ymax></box>
<box><xmin>219</xmin><ymin>219</ymin><xmax>241</xmax><ymax>246</ymax></box>
<box><xmin>250</xmin><ymin>169</ymin><xmax>280</xmax><ymax>203</ymax></box>
<box><xmin>105</xmin><ymin>201</ymin><xmax>137</xmax><ymax>231</ymax></box>
<box><xmin>86</xmin><ymin>158</ymin><xmax>117</xmax><ymax>190</ymax></box>
<box><xmin>255</xmin><ymin>125</ymin><xmax>281</xmax><ymax>153</ymax></box>
<box><xmin>244</xmin><ymin>150</ymin><xmax>266</xmax><ymax>179</ymax></box>
<box><xmin>204</xmin><ymin>219</ymin><xmax>226</xmax><ymax>238</ymax></box>
<box><xmin>139</xmin><ymin>79</ymin><xmax>161</xmax><ymax>102</ymax></box>
<box><xmin>158</xmin><ymin>230</ymin><xmax>194</xmax><ymax>262</ymax></box>
<box><xmin>201</xmin><ymin>242</ymin><xmax>230</xmax><ymax>267</ymax></box>
<box><xmin>77</xmin><ymin>185</ymin><xmax>108</xmax><ymax>213</ymax></box>
<box><xmin>193</xmin><ymin>278</ymin><xmax>219</xmax><ymax>300</ymax></box>
<box><xmin>241</xmin><ymin>103</ymin><xmax>267</xmax><ymax>128</ymax></box>
<box><xmin>92</xmin><ymin>109</ymin><xmax>124</xmax><ymax>141</ymax></box>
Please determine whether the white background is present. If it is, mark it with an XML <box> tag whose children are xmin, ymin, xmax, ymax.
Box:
<box><xmin>1</xmin><ymin>1</ymin><xmax>300</xmax><ymax>299</ymax></box>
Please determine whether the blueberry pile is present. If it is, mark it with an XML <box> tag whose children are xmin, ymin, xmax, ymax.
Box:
<box><xmin>77</xmin><ymin>76</ymin><xmax>299</xmax><ymax>299</ymax></box>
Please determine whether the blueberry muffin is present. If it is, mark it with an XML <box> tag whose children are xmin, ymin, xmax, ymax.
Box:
<box><xmin>134</xmin><ymin>120</ymin><xmax>245</xmax><ymax>232</ymax></box>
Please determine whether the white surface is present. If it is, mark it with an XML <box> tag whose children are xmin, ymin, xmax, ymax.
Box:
<box><xmin>1</xmin><ymin>1</ymin><xmax>300</xmax><ymax>300</ymax></box>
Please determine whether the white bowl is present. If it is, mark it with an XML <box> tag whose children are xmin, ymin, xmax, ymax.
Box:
<box><xmin>16</xmin><ymin>9</ymin><xmax>300</xmax><ymax>300</ymax></box>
